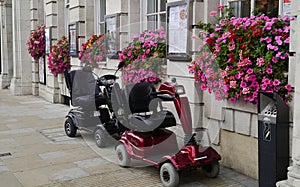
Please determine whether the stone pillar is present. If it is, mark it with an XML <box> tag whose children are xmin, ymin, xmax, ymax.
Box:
<box><xmin>127</xmin><ymin>0</ymin><xmax>138</xmax><ymax>40</ymax></box>
<box><xmin>30</xmin><ymin>0</ymin><xmax>44</xmax><ymax>96</ymax></box>
<box><xmin>85</xmin><ymin>0</ymin><xmax>94</xmax><ymax>39</ymax></box>
<box><xmin>0</xmin><ymin>0</ymin><xmax>13</xmax><ymax>89</ymax></box>
<box><xmin>10</xmin><ymin>0</ymin><xmax>32</xmax><ymax>95</ymax></box>
<box><xmin>277</xmin><ymin>1</ymin><xmax>300</xmax><ymax>186</ymax></box>
<box><xmin>41</xmin><ymin>0</ymin><xmax>60</xmax><ymax>103</ymax></box>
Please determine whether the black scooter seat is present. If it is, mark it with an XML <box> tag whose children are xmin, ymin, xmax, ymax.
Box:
<box><xmin>130</xmin><ymin>111</ymin><xmax>176</xmax><ymax>132</ymax></box>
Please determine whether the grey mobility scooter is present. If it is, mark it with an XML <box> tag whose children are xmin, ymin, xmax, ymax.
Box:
<box><xmin>63</xmin><ymin>66</ymin><xmax>127</xmax><ymax>147</ymax></box>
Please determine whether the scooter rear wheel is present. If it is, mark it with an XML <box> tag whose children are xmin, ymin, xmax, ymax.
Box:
<box><xmin>116</xmin><ymin>144</ymin><xmax>131</xmax><ymax>167</ymax></box>
<box><xmin>160</xmin><ymin>162</ymin><xmax>179</xmax><ymax>187</ymax></box>
<box><xmin>64</xmin><ymin>117</ymin><xmax>77</xmax><ymax>137</ymax></box>
<box><xmin>94</xmin><ymin>128</ymin><xmax>107</xmax><ymax>148</ymax></box>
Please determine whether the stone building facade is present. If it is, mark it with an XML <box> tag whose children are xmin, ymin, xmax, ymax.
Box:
<box><xmin>277</xmin><ymin>0</ymin><xmax>300</xmax><ymax>186</ymax></box>
<box><xmin>0</xmin><ymin>0</ymin><xmax>296</xmax><ymax>181</ymax></box>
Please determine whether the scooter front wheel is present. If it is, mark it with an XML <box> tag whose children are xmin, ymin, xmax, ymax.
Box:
<box><xmin>160</xmin><ymin>162</ymin><xmax>179</xmax><ymax>187</ymax></box>
<box><xmin>116</xmin><ymin>143</ymin><xmax>131</xmax><ymax>167</ymax></box>
<box><xmin>203</xmin><ymin>161</ymin><xmax>220</xmax><ymax>178</ymax></box>
<box><xmin>64</xmin><ymin>117</ymin><xmax>77</xmax><ymax>137</ymax></box>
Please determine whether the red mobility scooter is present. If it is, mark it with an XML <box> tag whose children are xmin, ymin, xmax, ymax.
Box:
<box><xmin>113</xmin><ymin>80</ymin><xmax>221</xmax><ymax>187</ymax></box>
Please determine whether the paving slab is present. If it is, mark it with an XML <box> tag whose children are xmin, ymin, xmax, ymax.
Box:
<box><xmin>0</xmin><ymin>172</ymin><xmax>23</xmax><ymax>187</ymax></box>
<box><xmin>14</xmin><ymin>163</ymin><xmax>77</xmax><ymax>187</ymax></box>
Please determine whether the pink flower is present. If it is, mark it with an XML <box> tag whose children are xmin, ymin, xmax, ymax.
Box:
<box><xmin>284</xmin><ymin>26</ymin><xmax>290</xmax><ymax>33</ymax></box>
<box><xmin>230</xmin><ymin>97</ymin><xmax>237</xmax><ymax>103</ymax></box>
<box><xmin>273</xmin><ymin>79</ymin><xmax>281</xmax><ymax>86</ymax></box>
<box><xmin>275</xmin><ymin>36</ymin><xmax>283</xmax><ymax>45</ymax></box>
<box><xmin>228</xmin><ymin>45</ymin><xmax>235</xmax><ymax>51</ymax></box>
<box><xmin>210</xmin><ymin>11</ymin><xmax>217</xmax><ymax>17</ymax></box>
<box><xmin>230</xmin><ymin>81</ymin><xmax>237</xmax><ymax>88</ymax></box>
<box><xmin>285</xmin><ymin>84</ymin><xmax>292</xmax><ymax>92</ymax></box>
<box><xmin>242</xmin><ymin>88</ymin><xmax>250</xmax><ymax>95</ymax></box>
<box><xmin>267</xmin><ymin>44</ymin><xmax>274</xmax><ymax>50</ymax></box>
<box><xmin>218</xmin><ymin>4</ymin><xmax>225</xmax><ymax>10</ymax></box>
<box><xmin>266</xmin><ymin>67</ymin><xmax>273</xmax><ymax>74</ymax></box>
<box><xmin>272</xmin><ymin>57</ymin><xmax>278</xmax><ymax>63</ymax></box>
<box><xmin>265</xmin><ymin>37</ymin><xmax>272</xmax><ymax>43</ymax></box>
<box><xmin>240</xmin><ymin>81</ymin><xmax>247</xmax><ymax>88</ymax></box>
<box><xmin>264</xmin><ymin>21</ymin><xmax>273</xmax><ymax>30</ymax></box>
<box><xmin>200</xmin><ymin>84</ymin><xmax>207</xmax><ymax>91</ymax></box>
<box><xmin>247</xmin><ymin>68</ymin><xmax>253</xmax><ymax>74</ymax></box>
<box><xmin>262</xmin><ymin>84</ymin><xmax>267</xmax><ymax>91</ymax></box>
<box><xmin>276</xmin><ymin>52</ymin><xmax>282</xmax><ymax>58</ymax></box>
<box><xmin>284</xmin><ymin>37</ymin><xmax>290</xmax><ymax>44</ymax></box>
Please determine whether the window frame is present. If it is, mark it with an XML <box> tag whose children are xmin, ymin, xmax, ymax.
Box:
<box><xmin>223</xmin><ymin>0</ymin><xmax>281</xmax><ymax>17</ymax></box>
<box><xmin>141</xmin><ymin>0</ymin><xmax>167</xmax><ymax>31</ymax></box>
<box><xmin>166</xmin><ymin>0</ymin><xmax>192</xmax><ymax>61</ymax></box>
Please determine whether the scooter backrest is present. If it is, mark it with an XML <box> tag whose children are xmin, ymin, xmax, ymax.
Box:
<box><xmin>125</xmin><ymin>82</ymin><xmax>157</xmax><ymax>113</ymax></box>
<box><xmin>70</xmin><ymin>70</ymin><xmax>97</xmax><ymax>99</ymax></box>
<box><xmin>111</xmin><ymin>83</ymin><xmax>127</xmax><ymax>113</ymax></box>
<box><xmin>64</xmin><ymin>70</ymin><xmax>72</xmax><ymax>91</ymax></box>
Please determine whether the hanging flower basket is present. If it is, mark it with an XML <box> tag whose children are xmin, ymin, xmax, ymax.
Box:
<box><xmin>79</xmin><ymin>34</ymin><xmax>106</xmax><ymax>68</ymax></box>
<box><xmin>189</xmin><ymin>6</ymin><xmax>293</xmax><ymax>105</ymax></box>
<box><xmin>26</xmin><ymin>25</ymin><xmax>46</xmax><ymax>61</ymax></box>
<box><xmin>118</xmin><ymin>28</ymin><xmax>167</xmax><ymax>85</ymax></box>
<box><xmin>48</xmin><ymin>36</ymin><xmax>71</xmax><ymax>76</ymax></box>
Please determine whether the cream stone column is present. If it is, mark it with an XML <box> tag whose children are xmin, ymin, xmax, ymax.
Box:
<box><xmin>10</xmin><ymin>0</ymin><xmax>32</xmax><ymax>95</ymax></box>
<box><xmin>30</xmin><ymin>0</ymin><xmax>44</xmax><ymax>96</ymax></box>
<box><xmin>41</xmin><ymin>0</ymin><xmax>60</xmax><ymax>103</ymax></box>
<box><xmin>277</xmin><ymin>1</ymin><xmax>300</xmax><ymax>186</ymax></box>
<box><xmin>0</xmin><ymin>0</ymin><xmax>13</xmax><ymax>89</ymax></box>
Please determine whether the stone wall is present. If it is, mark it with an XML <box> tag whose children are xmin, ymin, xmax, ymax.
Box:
<box><xmin>277</xmin><ymin>0</ymin><xmax>300</xmax><ymax>186</ymax></box>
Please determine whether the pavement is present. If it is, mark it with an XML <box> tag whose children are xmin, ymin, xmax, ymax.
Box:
<box><xmin>0</xmin><ymin>89</ymin><xmax>258</xmax><ymax>187</ymax></box>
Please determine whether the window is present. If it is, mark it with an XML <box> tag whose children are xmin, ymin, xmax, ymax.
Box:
<box><xmin>229</xmin><ymin>0</ymin><xmax>250</xmax><ymax>18</ymax></box>
<box><xmin>255</xmin><ymin>0</ymin><xmax>279</xmax><ymax>17</ymax></box>
<box><xmin>143</xmin><ymin>0</ymin><xmax>166</xmax><ymax>30</ymax></box>
<box><xmin>224</xmin><ymin>0</ymin><xmax>279</xmax><ymax>18</ymax></box>
<box><xmin>95</xmin><ymin>0</ymin><xmax>106</xmax><ymax>34</ymax></box>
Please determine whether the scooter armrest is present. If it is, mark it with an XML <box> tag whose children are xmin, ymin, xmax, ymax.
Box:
<box><xmin>156</xmin><ymin>94</ymin><xmax>175</xmax><ymax>101</ymax></box>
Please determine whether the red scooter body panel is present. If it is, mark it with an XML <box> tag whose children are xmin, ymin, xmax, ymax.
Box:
<box><xmin>161</xmin><ymin>145</ymin><xmax>221</xmax><ymax>170</ymax></box>
<box><xmin>120</xmin><ymin>129</ymin><xmax>179</xmax><ymax>159</ymax></box>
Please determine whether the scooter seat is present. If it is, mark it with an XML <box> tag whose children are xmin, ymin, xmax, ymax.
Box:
<box><xmin>129</xmin><ymin>110</ymin><xmax>176</xmax><ymax>132</ymax></box>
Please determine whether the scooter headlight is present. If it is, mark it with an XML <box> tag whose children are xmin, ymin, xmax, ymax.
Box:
<box><xmin>175</xmin><ymin>85</ymin><xmax>185</xmax><ymax>95</ymax></box>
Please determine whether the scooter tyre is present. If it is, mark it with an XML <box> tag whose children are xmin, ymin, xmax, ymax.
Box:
<box><xmin>203</xmin><ymin>161</ymin><xmax>220</xmax><ymax>178</ymax></box>
<box><xmin>160</xmin><ymin>162</ymin><xmax>179</xmax><ymax>187</ymax></box>
<box><xmin>94</xmin><ymin>128</ymin><xmax>107</xmax><ymax>148</ymax></box>
<box><xmin>64</xmin><ymin>117</ymin><xmax>77</xmax><ymax>137</ymax></box>
<box><xmin>116</xmin><ymin>144</ymin><xmax>131</xmax><ymax>167</ymax></box>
